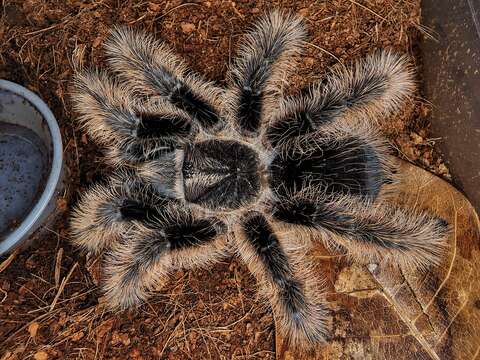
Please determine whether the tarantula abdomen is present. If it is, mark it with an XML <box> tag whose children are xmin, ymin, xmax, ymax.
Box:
<box><xmin>268</xmin><ymin>134</ymin><xmax>388</xmax><ymax>199</ymax></box>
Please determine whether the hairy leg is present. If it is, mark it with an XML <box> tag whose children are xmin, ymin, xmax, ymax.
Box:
<box><xmin>264</xmin><ymin>51</ymin><xmax>415</xmax><ymax>147</ymax></box>
<box><xmin>235</xmin><ymin>212</ymin><xmax>330</xmax><ymax>348</ymax></box>
<box><xmin>72</xmin><ymin>69</ymin><xmax>195</xmax><ymax>165</ymax></box>
<box><xmin>102</xmin><ymin>207</ymin><xmax>227</xmax><ymax>309</ymax></box>
<box><xmin>225</xmin><ymin>10</ymin><xmax>306</xmax><ymax>135</ymax></box>
<box><xmin>70</xmin><ymin>172</ymin><xmax>173</xmax><ymax>253</ymax></box>
<box><xmin>271</xmin><ymin>189</ymin><xmax>449</xmax><ymax>270</ymax></box>
<box><xmin>104</xmin><ymin>27</ymin><xmax>224</xmax><ymax>131</ymax></box>
<box><xmin>71</xmin><ymin>171</ymin><xmax>228</xmax><ymax>309</ymax></box>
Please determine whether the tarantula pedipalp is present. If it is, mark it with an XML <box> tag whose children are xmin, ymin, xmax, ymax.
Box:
<box><xmin>70</xmin><ymin>10</ymin><xmax>449</xmax><ymax>348</ymax></box>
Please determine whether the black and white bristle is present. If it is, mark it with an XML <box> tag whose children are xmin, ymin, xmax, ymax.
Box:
<box><xmin>72</xmin><ymin>69</ymin><xmax>196</xmax><ymax>165</ymax></box>
<box><xmin>265</xmin><ymin>51</ymin><xmax>415</xmax><ymax>147</ymax></box>
<box><xmin>104</xmin><ymin>27</ymin><xmax>224</xmax><ymax>132</ymax></box>
<box><xmin>236</xmin><ymin>212</ymin><xmax>330</xmax><ymax>347</ymax></box>
<box><xmin>102</xmin><ymin>207</ymin><xmax>228</xmax><ymax>309</ymax></box>
<box><xmin>226</xmin><ymin>9</ymin><xmax>306</xmax><ymax>135</ymax></box>
<box><xmin>71</xmin><ymin>174</ymin><xmax>229</xmax><ymax>309</ymax></box>
<box><xmin>69</xmin><ymin>8</ymin><xmax>449</xmax><ymax>351</ymax></box>
<box><xmin>271</xmin><ymin>187</ymin><xmax>449</xmax><ymax>271</ymax></box>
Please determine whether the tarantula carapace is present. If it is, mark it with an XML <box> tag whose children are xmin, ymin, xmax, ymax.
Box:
<box><xmin>71</xmin><ymin>10</ymin><xmax>449</xmax><ymax>348</ymax></box>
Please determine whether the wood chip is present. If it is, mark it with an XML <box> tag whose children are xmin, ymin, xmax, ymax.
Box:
<box><xmin>181</xmin><ymin>23</ymin><xmax>195</xmax><ymax>34</ymax></box>
<box><xmin>96</xmin><ymin>318</ymin><xmax>114</xmax><ymax>339</ymax></box>
<box><xmin>33</xmin><ymin>352</ymin><xmax>48</xmax><ymax>360</ymax></box>
<box><xmin>28</xmin><ymin>322</ymin><xmax>39</xmax><ymax>338</ymax></box>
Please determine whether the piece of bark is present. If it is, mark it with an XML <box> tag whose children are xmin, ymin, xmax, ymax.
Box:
<box><xmin>276</xmin><ymin>161</ymin><xmax>480</xmax><ymax>359</ymax></box>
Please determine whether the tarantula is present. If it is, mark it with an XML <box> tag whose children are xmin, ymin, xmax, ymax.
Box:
<box><xmin>70</xmin><ymin>10</ymin><xmax>449</xmax><ymax>348</ymax></box>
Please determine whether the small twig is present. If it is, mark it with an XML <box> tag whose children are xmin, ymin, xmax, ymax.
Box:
<box><xmin>54</xmin><ymin>248</ymin><xmax>64</xmax><ymax>288</ymax></box>
<box><xmin>305</xmin><ymin>42</ymin><xmax>344</xmax><ymax>65</ymax></box>
<box><xmin>312</xmin><ymin>253</ymin><xmax>345</xmax><ymax>259</ymax></box>
<box><xmin>236</xmin><ymin>350</ymin><xmax>275</xmax><ymax>359</ymax></box>
<box><xmin>128</xmin><ymin>12</ymin><xmax>148</xmax><ymax>25</ymax></box>
<box><xmin>158</xmin><ymin>320</ymin><xmax>184</xmax><ymax>358</ymax></box>
<box><xmin>347</xmin><ymin>0</ymin><xmax>388</xmax><ymax>22</ymax></box>
<box><xmin>233</xmin><ymin>267</ymin><xmax>245</xmax><ymax>312</ymax></box>
<box><xmin>27</xmin><ymin>288</ymin><xmax>97</xmax><ymax>314</ymax></box>
<box><xmin>0</xmin><ymin>248</ymin><xmax>20</xmax><ymax>274</ymax></box>
<box><xmin>24</xmin><ymin>23</ymin><xmax>61</xmax><ymax>36</ymax></box>
<box><xmin>18</xmin><ymin>285</ymin><xmax>48</xmax><ymax>306</ymax></box>
<box><xmin>0</xmin><ymin>288</ymin><xmax>7</xmax><ymax>303</ymax></box>
<box><xmin>191</xmin><ymin>314</ymin><xmax>214</xmax><ymax>360</ymax></box>
<box><xmin>230</xmin><ymin>2</ymin><xmax>244</xmax><ymax>19</ymax></box>
<box><xmin>154</xmin><ymin>2</ymin><xmax>200</xmax><ymax>21</ymax></box>
<box><xmin>71</xmin><ymin>126</ymin><xmax>80</xmax><ymax>170</ymax></box>
<box><xmin>49</xmin><ymin>262</ymin><xmax>78</xmax><ymax>312</ymax></box>
<box><xmin>29</xmin><ymin>273</ymin><xmax>52</xmax><ymax>286</ymax></box>
<box><xmin>1</xmin><ymin>310</ymin><xmax>58</xmax><ymax>346</ymax></box>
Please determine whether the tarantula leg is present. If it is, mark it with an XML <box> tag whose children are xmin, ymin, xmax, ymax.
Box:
<box><xmin>236</xmin><ymin>212</ymin><xmax>330</xmax><ymax>348</ymax></box>
<box><xmin>268</xmin><ymin>119</ymin><xmax>397</xmax><ymax>200</ymax></box>
<box><xmin>72</xmin><ymin>70</ymin><xmax>195</xmax><ymax>164</ymax></box>
<box><xmin>265</xmin><ymin>51</ymin><xmax>415</xmax><ymax>147</ymax></box>
<box><xmin>104</xmin><ymin>27</ymin><xmax>223</xmax><ymax>131</ymax></box>
<box><xmin>271</xmin><ymin>191</ymin><xmax>449</xmax><ymax>270</ymax></box>
<box><xmin>70</xmin><ymin>173</ymin><xmax>172</xmax><ymax>253</ymax></box>
<box><xmin>226</xmin><ymin>10</ymin><xmax>306</xmax><ymax>135</ymax></box>
<box><xmin>102</xmin><ymin>207</ymin><xmax>227</xmax><ymax>309</ymax></box>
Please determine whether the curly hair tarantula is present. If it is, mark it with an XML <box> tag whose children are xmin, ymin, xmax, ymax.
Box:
<box><xmin>70</xmin><ymin>10</ymin><xmax>449</xmax><ymax>348</ymax></box>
